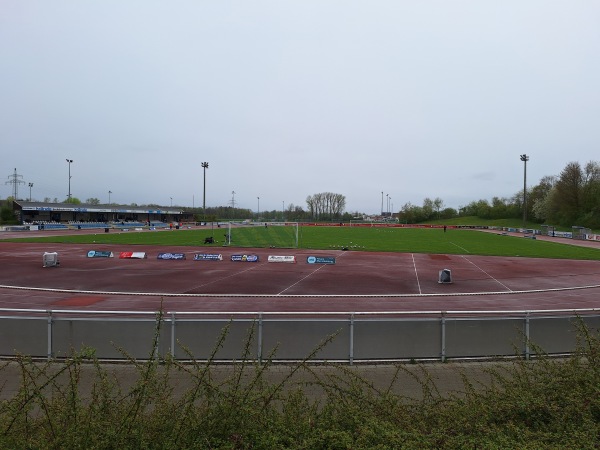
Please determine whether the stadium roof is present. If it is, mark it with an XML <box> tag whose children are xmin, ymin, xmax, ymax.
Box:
<box><xmin>14</xmin><ymin>201</ymin><xmax>183</xmax><ymax>215</ymax></box>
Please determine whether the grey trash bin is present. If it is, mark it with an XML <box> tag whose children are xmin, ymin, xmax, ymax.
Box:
<box><xmin>438</xmin><ymin>269</ymin><xmax>452</xmax><ymax>284</ymax></box>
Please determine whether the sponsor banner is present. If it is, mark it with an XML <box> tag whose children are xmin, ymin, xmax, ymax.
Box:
<box><xmin>87</xmin><ymin>250</ymin><xmax>114</xmax><ymax>258</ymax></box>
<box><xmin>307</xmin><ymin>256</ymin><xmax>336</xmax><ymax>265</ymax></box>
<box><xmin>553</xmin><ymin>231</ymin><xmax>572</xmax><ymax>238</ymax></box>
<box><xmin>119</xmin><ymin>252</ymin><xmax>147</xmax><ymax>259</ymax></box>
<box><xmin>268</xmin><ymin>255</ymin><xmax>296</xmax><ymax>263</ymax></box>
<box><xmin>157</xmin><ymin>252</ymin><xmax>186</xmax><ymax>260</ymax></box>
<box><xmin>193</xmin><ymin>253</ymin><xmax>223</xmax><ymax>261</ymax></box>
<box><xmin>231</xmin><ymin>254</ymin><xmax>259</xmax><ymax>262</ymax></box>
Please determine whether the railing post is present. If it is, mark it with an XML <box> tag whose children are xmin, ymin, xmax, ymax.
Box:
<box><xmin>258</xmin><ymin>313</ymin><xmax>263</xmax><ymax>365</ymax></box>
<box><xmin>441</xmin><ymin>311</ymin><xmax>446</xmax><ymax>362</ymax></box>
<box><xmin>170</xmin><ymin>312</ymin><xmax>176</xmax><ymax>358</ymax></box>
<box><xmin>47</xmin><ymin>310</ymin><xmax>53</xmax><ymax>360</ymax></box>
<box><xmin>349</xmin><ymin>313</ymin><xmax>355</xmax><ymax>365</ymax></box>
<box><xmin>525</xmin><ymin>311</ymin><xmax>530</xmax><ymax>360</ymax></box>
<box><xmin>155</xmin><ymin>316</ymin><xmax>161</xmax><ymax>360</ymax></box>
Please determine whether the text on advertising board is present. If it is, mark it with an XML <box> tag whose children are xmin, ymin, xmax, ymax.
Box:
<box><xmin>307</xmin><ymin>256</ymin><xmax>336</xmax><ymax>264</ymax></box>
<box><xmin>267</xmin><ymin>255</ymin><xmax>296</xmax><ymax>263</ymax></box>
<box><xmin>157</xmin><ymin>253</ymin><xmax>186</xmax><ymax>260</ymax></box>
<box><xmin>193</xmin><ymin>253</ymin><xmax>223</xmax><ymax>261</ymax></box>
<box><xmin>87</xmin><ymin>250</ymin><xmax>114</xmax><ymax>258</ymax></box>
<box><xmin>231</xmin><ymin>254</ymin><xmax>259</xmax><ymax>262</ymax></box>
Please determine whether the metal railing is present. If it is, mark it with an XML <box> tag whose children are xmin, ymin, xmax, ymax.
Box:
<box><xmin>1</xmin><ymin>308</ymin><xmax>599</xmax><ymax>363</ymax></box>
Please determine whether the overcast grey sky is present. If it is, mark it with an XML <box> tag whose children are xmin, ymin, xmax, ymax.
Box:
<box><xmin>1</xmin><ymin>1</ymin><xmax>599</xmax><ymax>214</ymax></box>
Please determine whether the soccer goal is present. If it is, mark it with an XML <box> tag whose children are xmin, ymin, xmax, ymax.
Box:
<box><xmin>225</xmin><ymin>221</ymin><xmax>299</xmax><ymax>248</ymax></box>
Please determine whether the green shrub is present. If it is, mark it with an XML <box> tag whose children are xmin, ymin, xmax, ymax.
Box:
<box><xmin>1</xmin><ymin>319</ymin><xmax>598</xmax><ymax>448</ymax></box>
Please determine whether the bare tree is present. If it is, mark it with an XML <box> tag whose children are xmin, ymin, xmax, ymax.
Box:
<box><xmin>306</xmin><ymin>192</ymin><xmax>346</xmax><ymax>219</ymax></box>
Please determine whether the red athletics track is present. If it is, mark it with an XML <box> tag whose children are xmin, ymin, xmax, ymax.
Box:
<box><xmin>1</xmin><ymin>230</ymin><xmax>600</xmax><ymax>314</ymax></box>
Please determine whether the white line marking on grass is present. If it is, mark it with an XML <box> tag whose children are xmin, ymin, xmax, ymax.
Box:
<box><xmin>450</xmin><ymin>242</ymin><xmax>471</xmax><ymax>253</ymax></box>
<box><xmin>412</xmin><ymin>253</ymin><xmax>422</xmax><ymax>295</ymax></box>
<box><xmin>461</xmin><ymin>255</ymin><xmax>513</xmax><ymax>292</ymax></box>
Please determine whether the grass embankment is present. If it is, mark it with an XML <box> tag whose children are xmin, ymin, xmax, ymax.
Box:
<box><xmin>1</xmin><ymin>322</ymin><xmax>599</xmax><ymax>449</ymax></box>
<box><xmin>423</xmin><ymin>216</ymin><xmax>541</xmax><ymax>229</ymax></box>
<box><xmin>7</xmin><ymin>225</ymin><xmax>600</xmax><ymax>260</ymax></box>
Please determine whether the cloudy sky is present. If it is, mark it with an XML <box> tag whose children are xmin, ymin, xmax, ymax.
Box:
<box><xmin>1</xmin><ymin>1</ymin><xmax>599</xmax><ymax>214</ymax></box>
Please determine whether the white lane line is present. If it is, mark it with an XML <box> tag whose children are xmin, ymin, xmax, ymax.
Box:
<box><xmin>278</xmin><ymin>265</ymin><xmax>328</xmax><ymax>295</ymax></box>
<box><xmin>412</xmin><ymin>253</ymin><xmax>422</xmax><ymax>295</ymax></box>
<box><xmin>450</xmin><ymin>242</ymin><xmax>471</xmax><ymax>253</ymax></box>
<box><xmin>278</xmin><ymin>250</ymin><xmax>347</xmax><ymax>295</ymax></box>
<box><xmin>2</xmin><ymin>283</ymin><xmax>600</xmax><ymax>298</ymax></box>
<box><xmin>461</xmin><ymin>255</ymin><xmax>513</xmax><ymax>292</ymax></box>
<box><xmin>186</xmin><ymin>264</ymin><xmax>264</xmax><ymax>291</ymax></box>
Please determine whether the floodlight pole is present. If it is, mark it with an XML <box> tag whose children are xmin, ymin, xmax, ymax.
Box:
<box><xmin>66</xmin><ymin>159</ymin><xmax>73</xmax><ymax>202</ymax></box>
<box><xmin>28</xmin><ymin>182</ymin><xmax>33</xmax><ymax>201</ymax></box>
<box><xmin>257</xmin><ymin>196</ymin><xmax>260</xmax><ymax>220</ymax></box>
<box><xmin>381</xmin><ymin>191</ymin><xmax>383</xmax><ymax>216</ymax></box>
<box><xmin>520</xmin><ymin>154</ymin><xmax>529</xmax><ymax>231</ymax></box>
<box><xmin>108</xmin><ymin>190</ymin><xmax>112</xmax><ymax>204</ymax></box>
<box><xmin>201</xmin><ymin>162</ymin><xmax>209</xmax><ymax>220</ymax></box>
<box><xmin>386</xmin><ymin>194</ymin><xmax>389</xmax><ymax>217</ymax></box>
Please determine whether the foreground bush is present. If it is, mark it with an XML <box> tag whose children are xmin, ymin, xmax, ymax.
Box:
<box><xmin>0</xmin><ymin>321</ymin><xmax>598</xmax><ymax>449</ymax></box>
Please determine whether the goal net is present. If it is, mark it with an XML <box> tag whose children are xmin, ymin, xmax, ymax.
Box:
<box><xmin>225</xmin><ymin>222</ymin><xmax>298</xmax><ymax>248</ymax></box>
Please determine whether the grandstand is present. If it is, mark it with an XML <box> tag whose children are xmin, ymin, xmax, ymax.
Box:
<box><xmin>13</xmin><ymin>201</ymin><xmax>187</xmax><ymax>225</ymax></box>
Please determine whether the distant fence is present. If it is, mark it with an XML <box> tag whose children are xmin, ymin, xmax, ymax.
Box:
<box><xmin>2</xmin><ymin>308</ymin><xmax>599</xmax><ymax>363</ymax></box>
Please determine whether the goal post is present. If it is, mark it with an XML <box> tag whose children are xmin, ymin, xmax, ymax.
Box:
<box><xmin>260</xmin><ymin>221</ymin><xmax>298</xmax><ymax>248</ymax></box>
<box><xmin>226</xmin><ymin>221</ymin><xmax>298</xmax><ymax>248</ymax></box>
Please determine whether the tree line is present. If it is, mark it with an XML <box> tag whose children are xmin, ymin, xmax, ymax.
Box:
<box><xmin>398</xmin><ymin>160</ymin><xmax>600</xmax><ymax>229</ymax></box>
<box><xmin>193</xmin><ymin>192</ymin><xmax>351</xmax><ymax>223</ymax></box>
<box><xmin>4</xmin><ymin>161</ymin><xmax>600</xmax><ymax>228</ymax></box>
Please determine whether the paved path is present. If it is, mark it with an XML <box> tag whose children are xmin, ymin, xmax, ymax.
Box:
<box><xmin>0</xmin><ymin>359</ymin><xmax>510</xmax><ymax>402</ymax></box>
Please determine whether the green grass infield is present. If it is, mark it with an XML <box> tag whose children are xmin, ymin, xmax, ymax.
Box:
<box><xmin>5</xmin><ymin>225</ymin><xmax>600</xmax><ymax>260</ymax></box>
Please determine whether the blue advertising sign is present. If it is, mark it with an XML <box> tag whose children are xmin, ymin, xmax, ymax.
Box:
<box><xmin>193</xmin><ymin>253</ymin><xmax>223</xmax><ymax>261</ymax></box>
<box><xmin>157</xmin><ymin>253</ymin><xmax>186</xmax><ymax>260</ymax></box>
<box><xmin>307</xmin><ymin>256</ymin><xmax>336</xmax><ymax>265</ymax></box>
<box><xmin>87</xmin><ymin>250</ymin><xmax>114</xmax><ymax>258</ymax></box>
<box><xmin>231</xmin><ymin>254</ymin><xmax>259</xmax><ymax>262</ymax></box>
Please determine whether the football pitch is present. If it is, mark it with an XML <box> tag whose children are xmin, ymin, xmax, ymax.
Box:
<box><xmin>6</xmin><ymin>225</ymin><xmax>600</xmax><ymax>260</ymax></box>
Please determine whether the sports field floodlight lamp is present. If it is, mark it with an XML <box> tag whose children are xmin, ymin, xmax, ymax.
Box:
<box><xmin>66</xmin><ymin>159</ymin><xmax>73</xmax><ymax>202</ymax></box>
<box><xmin>201</xmin><ymin>162</ymin><xmax>209</xmax><ymax>215</ymax></box>
<box><xmin>520</xmin><ymin>154</ymin><xmax>529</xmax><ymax>230</ymax></box>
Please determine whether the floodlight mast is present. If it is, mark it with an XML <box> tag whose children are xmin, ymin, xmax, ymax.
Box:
<box><xmin>520</xmin><ymin>154</ymin><xmax>529</xmax><ymax>231</ymax></box>
<box><xmin>28</xmin><ymin>182</ymin><xmax>33</xmax><ymax>201</ymax></box>
<box><xmin>66</xmin><ymin>159</ymin><xmax>73</xmax><ymax>202</ymax></box>
<box><xmin>201</xmin><ymin>162</ymin><xmax>209</xmax><ymax>220</ymax></box>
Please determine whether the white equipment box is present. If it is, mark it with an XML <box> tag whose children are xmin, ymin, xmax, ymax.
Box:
<box><xmin>43</xmin><ymin>252</ymin><xmax>60</xmax><ymax>267</ymax></box>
